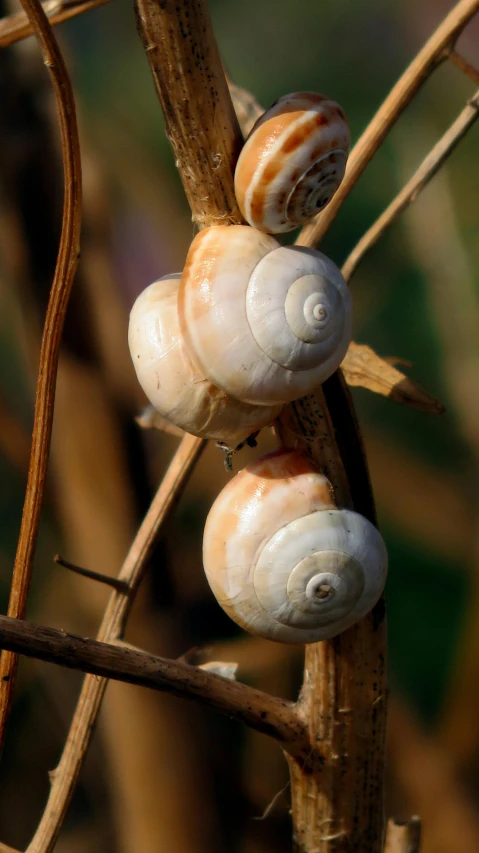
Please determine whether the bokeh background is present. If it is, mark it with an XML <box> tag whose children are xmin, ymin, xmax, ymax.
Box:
<box><xmin>0</xmin><ymin>0</ymin><xmax>479</xmax><ymax>850</ymax></box>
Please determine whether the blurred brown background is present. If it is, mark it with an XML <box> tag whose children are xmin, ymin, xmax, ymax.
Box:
<box><xmin>0</xmin><ymin>0</ymin><xmax>479</xmax><ymax>850</ymax></box>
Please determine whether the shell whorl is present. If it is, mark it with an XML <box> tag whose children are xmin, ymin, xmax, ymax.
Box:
<box><xmin>128</xmin><ymin>274</ymin><xmax>282</xmax><ymax>441</ymax></box>
<box><xmin>203</xmin><ymin>449</ymin><xmax>387</xmax><ymax>644</ymax></box>
<box><xmin>180</xmin><ymin>226</ymin><xmax>352</xmax><ymax>405</ymax></box>
<box><xmin>234</xmin><ymin>92</ymin><xmax>350</xmax><ymax>234</ymax></box>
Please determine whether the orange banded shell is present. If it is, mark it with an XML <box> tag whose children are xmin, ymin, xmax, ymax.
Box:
<box><xmin>234</xmin><ymin>92</ymin><xmax>350</xmax><ymax>234</ymax></box>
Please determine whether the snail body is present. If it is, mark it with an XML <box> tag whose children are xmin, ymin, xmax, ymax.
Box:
<box><xmin>203</xmin><ymin>449</ymin><xmax>387</xmax><ymax>644</ymax></box>
<box><xmin>129</xmin><ymin>225</ymin><xmax>351</xmax><ymax>440</ymax></box>
<box><xmin>235</xmin><ymin>92</ymin><xmax>350</xmax><ymax>234</ymax></box>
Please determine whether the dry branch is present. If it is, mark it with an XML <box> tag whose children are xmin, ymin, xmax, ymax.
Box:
<box><xmin>0</xmin><ymin>0</ymin><xmax>82</xmax><ymax>754</ymax></box>
<box><xmin>134</xmin><ymin>0</ymin><xmax>244</xmax><ymax>228</ymax></box>
<box><xmin>342</xmin><ymin>89</ymin><xmax>479</xmax><ymax>283</ymax></box>
<box><xmin>0</xmin><ymin>0</ymin><xmax>108</xmax><ymax>48</ymax></box>
<box><xmin>0</xmin><ymin>614</ymin><xmax>310</xmax><ymax>762</ymax></box>
<box><xmin>450</xmin><ymin>49</ymin><xmax>479</xmax><ymax>85</ymax></box>
<box><xmin>25</xmin><ymin>433</ymin><xmax>205</xmax><ymax>853</ymax></box>
<box><xmin>53</xmin><ymin>554</ymin><xmax>130</xmax><ymax>594</ymax></box>
<box><xmin>296</xmin><ymin>0</ymin><xmax>479</xmax><ymax>249</ymax></box>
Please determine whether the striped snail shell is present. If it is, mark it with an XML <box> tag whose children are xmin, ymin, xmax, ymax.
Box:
<box><xmin>203</xmin><ymin>449</ymin><xmax>387</xmax><ymax>644</ymax></box>
<box><xmin>234</xmin><ymin>92</ymin><xmax>350</xmax><ymax>234</ymax></box>
<box><xmin>128</xmin><ymin>226</ymin><xmax>351</xmax><ymax>440</ymax></box>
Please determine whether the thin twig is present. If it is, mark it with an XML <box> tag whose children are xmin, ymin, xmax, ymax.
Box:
<box><xmin>24</xmin><ymin>433</ymin><xmax>205</xmax><ymax>853</ymax></box>
<box><xmin>0</xmin><ymin>0</ymin><xmax>82</xmax><ymax>754</ymax></box>
<box><xmin>384</xmin><ymin>817</ymin><xmax>421</xmax><ymax>853</ymax></box>
<box><xmin>450</xmin><ymin>49</ymin><xmax>479</xmax><ymax>85</ymax></box>
<box><xmin>53</xmin><ymin>554</ymin><xmax>130</xmax><ymax>594</ymax></box>
<box><xmin>342</xmin><ymin>89</ymin><xmax>479</xmax><ymax>283</ymax></box>
<box><xmin>0</xmin><ymin>614</ymin><xmax>310</xmax><ymax>762</ymax></box>
<box><xmin>0</xmin><ymin>0</ymin><xmax>108</xmax><ymax>49</ymax></box>
<box><xmin>296</xmin><ymin>0</ymin><xmax>479</xmax><ymax>248</ymax></box>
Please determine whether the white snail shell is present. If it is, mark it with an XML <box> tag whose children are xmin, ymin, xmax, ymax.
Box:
<box><xmin>128</xmin><ymin>273</ymin><xmax>282</xmax><ymax>442</ymax></box>
<box><xmin>235</xmin><ymin>92</ymin><xmax>350</xmax><ymax>234</ymax></box>
<box><xmin>203</xmin><ymin>449</ymin><xmax>387</xmax><ymax>644</ymax></box>
<box><xmin>129</xmin><ymin>225</ymin><xmax>351</xmax><ymax>439</ymax></box>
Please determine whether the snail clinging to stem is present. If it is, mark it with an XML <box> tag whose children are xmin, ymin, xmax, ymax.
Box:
<box><xmin>203</xmin><ymin>449</ymin><xmax>387</xmax><ymax>644</ymax></box>
<box><xmin>234</xmin><ymin>91</ymin><xmax>350</xmax><ymax>234</ymax></box>
<box><xmin>129</xmin><ymin>225</ymin><xmax>351</xmax><ymax>441</ymax></box>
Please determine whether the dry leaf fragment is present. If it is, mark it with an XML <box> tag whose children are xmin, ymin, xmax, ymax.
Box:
<box><xmin>342</xmin><ymin>342</ymin><xmax>445</xmax><ymax>415</ymax></box>
<box><xmin>226</xmin><ymin>77</ymin><xmax>263</xmax><ymax>137</ymax></box>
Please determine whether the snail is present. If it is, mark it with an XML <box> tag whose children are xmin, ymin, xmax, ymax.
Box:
<box><xmin>128</xmin><ymin>225</ymin><xmax>351</xmax><ymax>441</ymax></box>
<box><xmin>203</xmin><ymin>449</ymin><xmax>387</xmax><ymax>644</ymax></box>
<box><xmin>234</xmin><ymin>92</ymin><xmax>350</xmax><ymax>234</ymax></box>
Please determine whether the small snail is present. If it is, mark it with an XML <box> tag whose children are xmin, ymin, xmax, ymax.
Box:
<box><xmin>129</xmin><ymin>225</ymin><xmax>351</xmax><ymax>441</ymax></box>
<box><xmin>234</xmin><ymin>92</ymin><xmax>350</xmax><ymax>234</ymax></box>
<box><xmin>203</xmin><ymin>449</ymin><xmax>387</xmax><ymax>644</ymax></box>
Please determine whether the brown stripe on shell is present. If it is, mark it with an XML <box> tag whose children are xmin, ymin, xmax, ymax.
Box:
<box><xmin>234</xmin><ymin>109</ymin><xmax>304</xmax><ymax>225</ymax></box>
<box><xmin>234</xmin><ymin>93</ymin><xmax>349</xmax><ymax>231</ymax></box>
<box><xmin>281</xmin><ymin>112</ymin><xmax>329</xmax><ymax>155</ymax></box>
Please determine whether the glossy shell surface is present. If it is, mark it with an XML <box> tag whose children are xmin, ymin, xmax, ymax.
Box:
<box><xmin>203</xmin><ymin>449</ymin><xmax>388</xmax><ymax>643</ymax></box>
<box><xmin>235</xmin><ymin>92</ymin><xmax>350</xmax><ymax>234</ymax></box>
<box><xmin>128</xmin><ymin>275</ymin><xmax>282</xmax><ymax>441</ymax></box>
<box><xmin>179</xmin><ymin>226</ymin><xmax>352</xmax><ymax>406</ymax></box>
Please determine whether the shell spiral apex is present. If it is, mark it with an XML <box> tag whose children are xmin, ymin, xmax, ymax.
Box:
<box><xmin>234</xmin><ymin>92</ymin><xmax>350</xmax><ymax>234</ymax></box>
<box><xmin>203</xmin><ymin>449</ymin><xmax>387</xmax><ymax>644</ymax></box>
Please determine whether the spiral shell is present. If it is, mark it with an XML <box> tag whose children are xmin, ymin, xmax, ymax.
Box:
<box><xmin>179</xmin><ymin>225</ymin><xmax>351</xmax><ymax>405</ymax></box>
<box><xmin>203</xmin><ymin>449</ymin><xmax>387</xmax><ymax>644</ymax></box>
<box><xmin>234</xmin><ymin>92</ymin><xmax>350</xmax><ymax>234</ymax></box>
<box><xmin>128</xmin><ymin>274</ymin><xmax>282</xmax><ymax>442</ymax></box>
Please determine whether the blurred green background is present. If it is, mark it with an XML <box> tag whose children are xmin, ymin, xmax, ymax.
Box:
<box><xmin>0</xmin><ymin>0</ymin><xmax>478</xmax><ymax>851</ymax></box>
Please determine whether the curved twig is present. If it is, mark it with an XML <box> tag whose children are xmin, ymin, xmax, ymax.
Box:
<box><xmin>0</xmin><ymin>0</ymin><xmax>82</xmax><ymax>753</ymax></box>
<box><xmin>0</xmin><ymin>0</ymin><xmax>108</xmax><ymax>49</ymax></box>
<box><xmin>26</xmin><ymin>433</ymin><xmax>205</xmax><ymax>853</ymax></box>
<box><xmin>297</xmin><ymin>0</ymin><xmax>479</xmax><ymax>249</ymax></box>
<box><xmin>342</xmin><ymin>89</ymin><xmax>479</xmax><ymax>283</ymax></box>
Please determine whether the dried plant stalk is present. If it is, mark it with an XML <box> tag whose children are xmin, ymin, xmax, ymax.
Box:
<box><xmin>0</xmin><ymin>614</ymin><xmax>310</xmax><ymax>761</ymax></box>
<box><xmin>276</xmin><ymin>387</ymin><xmax>387</xmax><ymax>852</ymax></box>
<box><xmin>134</xmin><ymin>0</ymin><xmax>244</xmax><ymax>228</ymax></box>
<box><xmin>450</xmin><ymin>49</ymin><xmax>479</xmax><ymax>84</ymax></box>
<box><xmin>24</xmin><ymin>434</ymin><xmax>205</xmax><ymax>853</ymax></box>
<box><xmin>0</xmin><ymin>0</ymin><xmax>82</xmax><ymax>754</ymax></box>
<box><xmin>0</xmin><ymin>0</ymin><xmax>109</xmax><ymax>48</ymax></box>
<box><xmin>342</xmin><ymin>89</ymin><xmax>479</xmax><ymax>283</ymax></box>
<box><xmin>297</xmin><ymin>0</ymin><xmax>479</xmax><ymax>249</ymax></box>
